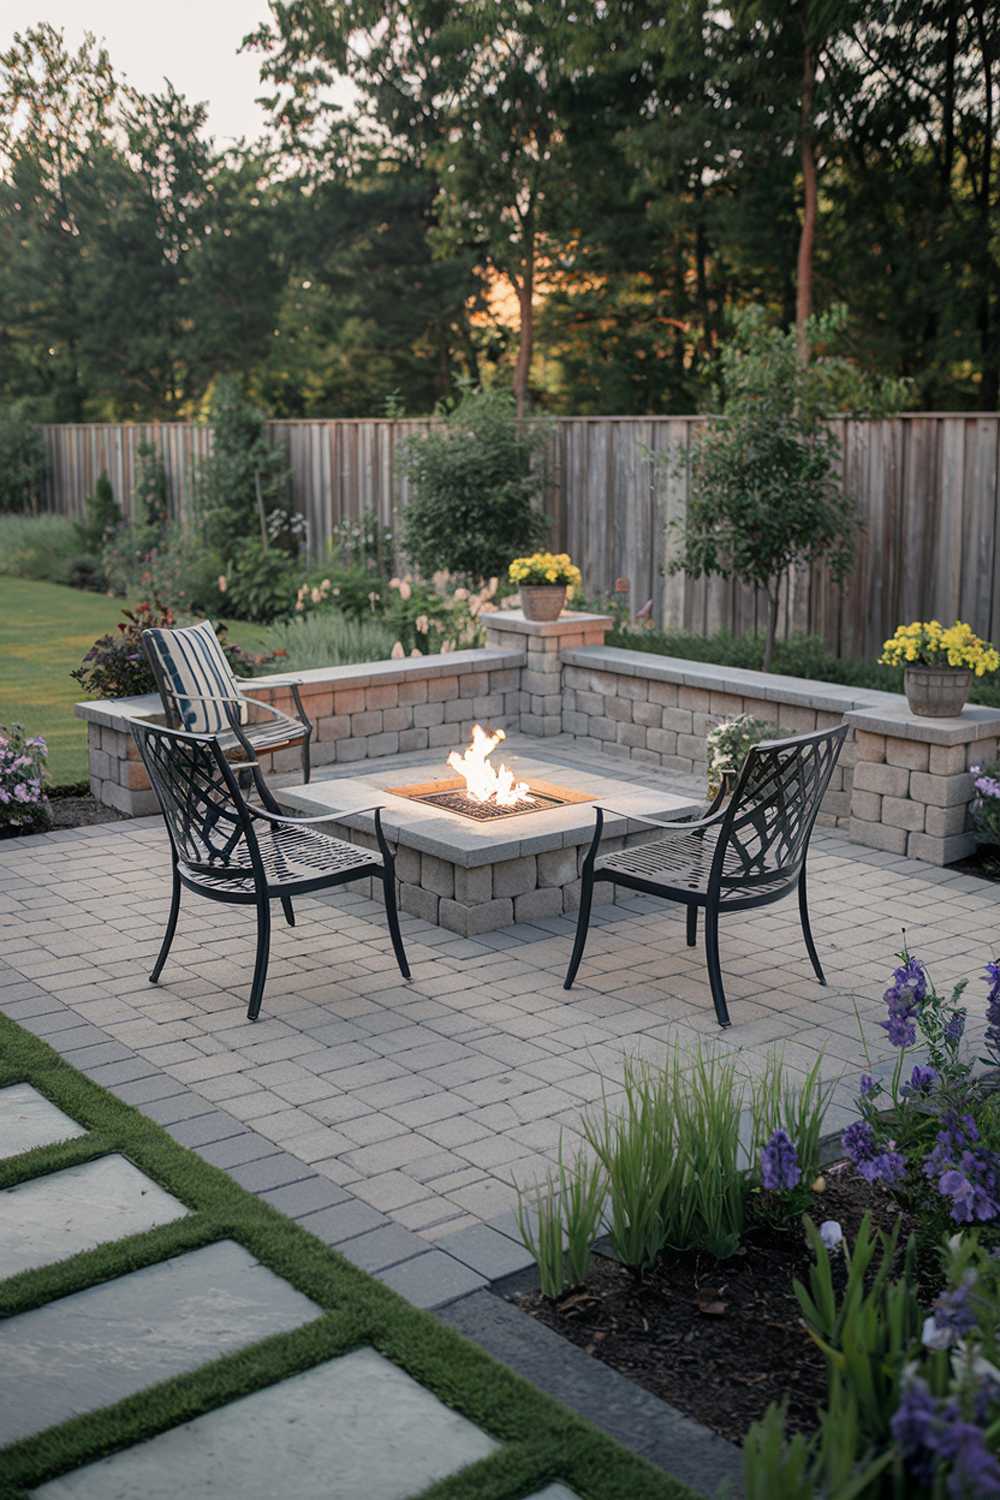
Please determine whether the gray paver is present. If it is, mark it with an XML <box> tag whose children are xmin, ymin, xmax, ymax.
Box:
<box><xmin>33</xmin><ymin>1347</ymin><xmax>498</xmax><ymax>1500</ymax></box>
<box><xmin>259</xmin><ymin>1176</ymin><xmax>351</xmax><ymax>1217</ymax></box>
<box><xmin>195</xmin><ymin>1132</ymin><xmax>281</xmax><ymax>1170</ymax></box>
<box><xmin>228</xmin><ymin>1152</ymin><xmax>317</xmax><ymax>1192</ymax></box>
<box><xmin>0</xmin><ymin>1082</ymin><xmax>87</xmax><ymax>1159</ymax></box>
<box><xmin>297</xmin><ymin>1199</ymin><xmax>388</xmax><ymax>1245</ymax></box>
<box><xmin>0</xmin><ymin>1154</ymin><xmax>187</xmax><ymax>1278</ymax></box>
<box><xmin>336</xmin><ymin>1223</ymin><xmax>429</xmax><ymax>1272</ymax></box>
<box><xmin>377</xmin><ymin>1249</ymin><xmax>488</xmax><ymax>1308</ymax></box>
<box><xmin>436</xmin><ymin>1222</ymin><xmax>536</xmax><ymax>1280</ymax></box>
<box><xmin>0</xmin><ymin>1239</ymin><xmax>321</xmax><ymax>1446</ymax></box>
<box><xmin>165</xmin><ymin>1110</ymin><xmax>245</xmax><ymax>1150</ymax></box>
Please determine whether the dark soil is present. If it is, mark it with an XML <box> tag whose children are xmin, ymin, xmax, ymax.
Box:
<box><xmin>517</xmin><ymin>1164</ymin><xmax>916</xmax><ymax>1446</ymax></box>
<box><xmin>0</xmin><ymin>785</ymin><xmax>124</xmax><ymax>839</ymax></box>
<box><xmin>955</xmin><ymin>849</ymin><xmax>1000</xmax><ymax>885</ymax></box>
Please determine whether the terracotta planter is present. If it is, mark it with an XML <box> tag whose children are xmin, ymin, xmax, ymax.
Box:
<box><xmin>904</xmin><ymin>665</ymin><xmax>972</xmax><ymax>718</ymax></box>
<box><xmin>520</xmin><ymin>584</ymin><xmax>567</xmax><ymax>622</ymax></box>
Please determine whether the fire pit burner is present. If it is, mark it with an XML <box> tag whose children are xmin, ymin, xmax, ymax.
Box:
<box><xmin>388</xmin><ymin>776</ymin><xmax>594</xmax><ymax>823</ymax></box>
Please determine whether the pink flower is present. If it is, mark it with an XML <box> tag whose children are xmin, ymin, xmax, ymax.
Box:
<box><xmin>218</xmin><ymin>575</ymin><xmax>227</xmax><ymax>593</ymax></box>
<box><xmin>390</xmin><ymin>641</ymin><xmax>405</xmax><ymax>660</ymax></box>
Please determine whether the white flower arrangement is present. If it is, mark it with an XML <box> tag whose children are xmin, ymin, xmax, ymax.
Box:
<box><xmin>705</xmin><ymin>714</ymin><xmax>776</xmax><ymax>796</ymax></box>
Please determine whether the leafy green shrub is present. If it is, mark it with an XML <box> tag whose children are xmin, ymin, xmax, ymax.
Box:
<box><xmin>0</xmin><ymin>724</ymin><xmax>50</xmax><ymax>835</ymax></box>
<box><xmin>257</xmin><ymin>611</ymin><xmax>401</xmax><ymax>671</ymax></box>
<box><xmin>0</xmin><ymin>402</ymin><xmax>46</xmax><ymax>514</ymax></box>
<box><xmin>102</xmin><ymin>522</ymin><xmax>225</xmax><ymax>613</ymax></box>
<box><xmin>76</xmin><ymin>471</ymin><xmax>121</xmax><ymax>555</ymax></box>
<box><xmin>0</xmin><ymin>514</ymin><xmax>97</xmax><ymax>586</ymax></box>
<box><xmin>134</xmin><ymin>440</ymin><xmax>169</xmax><ymax>533</ymax></box>
<box><xmin>400</xmin><ymin>386</ymin><xmax>550</xmax><ymax>581</ymax></box>
<box><xmin>72</xmin><ymin>602</ymin><xmax>270</xmax><ymax>700</ymax></box>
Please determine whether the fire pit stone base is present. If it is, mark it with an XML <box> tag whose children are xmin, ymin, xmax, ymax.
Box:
<box><xmin>278</xmin><ymin>740</ymin><xmax>701</xmax><ymax>936</ymax></box>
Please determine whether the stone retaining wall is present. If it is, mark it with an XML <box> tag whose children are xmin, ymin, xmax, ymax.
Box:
<box><xmin>77</xmin><ymin>610</ymin><xmax>1000</xmax><ymax>867</ymax></box>
<box><xmin>76</xmin><ymin>648</ymin><xmax>525</xmax><ymax>817</ymax></box>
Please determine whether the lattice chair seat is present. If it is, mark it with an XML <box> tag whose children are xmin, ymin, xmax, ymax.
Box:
<box><xmin>598</xmin><ymin>824</ymin><xmax>793</xmax><ymax>903</ymax></box>
<box><xmin>565</xmin><ymin>724</ymin><xmax>848</xmax><ymax>1028</ymax></box>
<box><xmin>184</xmin><ymin>822</ymin><xmax>380</xmax><ymax>896</ymax></box>
<box><xmin>129</xmin><ymin>718</ymin><xmax>409</xmax><ymax>1021</ymax></box>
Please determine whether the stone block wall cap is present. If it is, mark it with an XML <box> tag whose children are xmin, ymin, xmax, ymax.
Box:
<box><xmin>483</xmin><ymin>609</ymin><xmax>613</xmax><ymax>636</ymax></box>
<box><xmin>74</xmin><ymin>694</ymin><xmax>162</xmax><ymax>730</ymax></box>
<box><xmin>251</xmin><ymin>647</ymin><xmax>526</xmax><ymax>689</ymax></box>
<box><xmin>845</xmin><ymin>702</ymin><xmax>1000</xmax><ymax>745</ymax></box>
<box><xmin>559</xmin><ymin>646</ymin><xmax>897</xmax><ymax>714</ymax></box>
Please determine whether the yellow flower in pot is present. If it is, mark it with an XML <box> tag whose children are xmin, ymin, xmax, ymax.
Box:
<box><xmin>508</xmin><ymin>552</ymin><xmax>583</xmax><ymax>621</ymax></box>
<box><xmin>879</xmin><ymin>621</ymin><xmax>1000</xmax><ymax>717</ymax></box>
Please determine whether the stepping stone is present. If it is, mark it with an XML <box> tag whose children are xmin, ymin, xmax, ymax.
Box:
<box><xmin>0</xmin><ymin>1155</ymin><xmax>187</xmax><ymax>1279</ymax></box>
<box><xmin>523</xmin><ymin>1487</ymin><xmax>581</xmax><ymax>1500</ymax></box>
<box><xmin>0</xmin><ymin>1239</ymin><xmax>322</xmax><ymax>1447</ymax></box>
<box><xmin>33</xmin><ymin>1347</ymin><xmax>498</xmax><ymax>1499</ymax></box>
<box><xmin>0</xmin><ymin>1083</ymin><xmax>87</xmax><ymax>1160</ymax></box>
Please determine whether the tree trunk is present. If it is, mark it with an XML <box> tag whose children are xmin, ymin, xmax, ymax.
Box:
<box><xmin>795</xmin><ymin>32</ymin><xmax>817</xmax><ymax>365</ymax></box>
<box><xmin>513</xmin><ymin>260</ymin><xmax>534</xmax><ymax>422</ymax></box>
<box><xmin>763</xmin><ymin>584</ymin><xmax>782</xmax><ymax>674</ymax></box>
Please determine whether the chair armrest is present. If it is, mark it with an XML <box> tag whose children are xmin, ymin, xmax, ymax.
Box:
<box><xmin>596</xmin><ymin>804</ymin><xmax>727</xmax><ymax>834</ymax></box>
<box><xmin>248</xmin><ymin>802</ymin><xmax>385</xmax><ymax>827</ymax></box>
<box><xmin>158</xmin><ymin>688</ymin><xmax>290</xmax><ymax>725</ymax></box>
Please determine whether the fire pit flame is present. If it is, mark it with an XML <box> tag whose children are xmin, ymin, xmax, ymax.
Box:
<box><xmin>446</xmin><ymin>725</ymin><xmax>534</xmax><ymax>808</ymax></box>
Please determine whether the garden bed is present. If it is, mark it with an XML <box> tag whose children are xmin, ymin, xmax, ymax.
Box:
<box><xmin>516</xmin><ymin>1163</ymin><xmax>913</xmax><ymax>1446</ymax></box>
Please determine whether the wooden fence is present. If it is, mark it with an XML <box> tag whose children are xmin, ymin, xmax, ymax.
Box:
<box><xmin>37</xmin><ymin>414</ymin><xmax>1000</xmax><ymax>662</ymax></box>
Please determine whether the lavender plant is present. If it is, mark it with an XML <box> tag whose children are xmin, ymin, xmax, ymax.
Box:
<box><xmin>0</xmin><ymin>724</ymin><xmax>50</xmax><ymax>835</ymax></box>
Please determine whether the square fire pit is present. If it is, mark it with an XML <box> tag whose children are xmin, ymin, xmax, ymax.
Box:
<box><xmin>277</xmin><ymin>735</ymin><xmax>701</xmax><ymax>936</ymax></box>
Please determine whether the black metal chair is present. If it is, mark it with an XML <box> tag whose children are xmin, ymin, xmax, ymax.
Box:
<box><xmin>130</xmin><ymin>719</ymin><xmax>409</xmax><ymax>1022</ymax></box>
<box><xmin>564</xmin><ymin>724</ymin><xmax>847</xmax><ymax>1027</ymax></box>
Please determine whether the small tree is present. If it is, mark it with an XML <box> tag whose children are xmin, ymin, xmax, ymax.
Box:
<box><xmin>401</xmin><ymin>386</ymin><xmax>550</xmax><ymax>582</ymax></box>
<box><xmin>134</xmin><ymin>440</ymin><xmax>169</xmax><ymax>534</ymax></box>
<box><xmin>669</xmin><ymin>306</ymin><xmax>907</xmax><ymax>672</ymax></box>
<box><xmin>194</xmin><ymin>376</ymin><xmax>294</xmax><ymax>554</ymax></box>
<box><xmin>0</xmin><ymin>403</ymin><xmax>46</xmax><ymax>514</ymax></box>
<box><xmin>76</xmin><ymin>471</ymin><xmax>121</xmax><ymax>553</ymax></box>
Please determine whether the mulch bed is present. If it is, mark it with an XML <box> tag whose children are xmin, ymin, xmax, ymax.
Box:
<box><xmin>516</xmin><ymin>1164</ymin><xmax>917</xmax><ymax>1446</ymax></box>
<box><xmin>0</xmin><ymin>786</ymin><xmax>124</xmax><ymax>839</ymax></box>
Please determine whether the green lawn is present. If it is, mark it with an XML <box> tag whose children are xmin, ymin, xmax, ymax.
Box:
<box><xmin>0</xmin><ymin>580</ymin><xmax>284</xmax><ymax>786</ymax></box>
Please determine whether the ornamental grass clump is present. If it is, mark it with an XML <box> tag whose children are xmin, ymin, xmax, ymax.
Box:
<box><xmin>515</xmin><ymin>1147</ymin><xmax>606</xmax><ymax>1300</ymax></box>
<box><xmin>0</xmin><ymin>725</ymin><xmax>50</xmax><ymax>835</ymax></box>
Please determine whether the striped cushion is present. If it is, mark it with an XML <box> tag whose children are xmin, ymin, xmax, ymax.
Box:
<box><xmin>144</xmin><ymin>621</ymin><xmax>248</xmax><ymax>734</ymax></box>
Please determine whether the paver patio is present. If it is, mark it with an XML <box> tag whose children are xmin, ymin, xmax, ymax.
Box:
<box><xmin>2</xmin><ymin>758</ymin><xmax>996</xmax><ymax>1301</ymax></box>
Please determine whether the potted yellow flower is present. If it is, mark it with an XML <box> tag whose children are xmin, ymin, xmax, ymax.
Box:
<box><xmin>879</xmin><ymin>620</ymin><xmax>1000</xmax><ymax>717</ymax></box>
<box><xmin>508</xmin><ymin>552</ymin><xmax>582</xmax><ymax>621</ymax></box>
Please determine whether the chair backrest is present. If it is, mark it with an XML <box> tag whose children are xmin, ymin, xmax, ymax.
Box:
<box><xmin>142</xmin><ymin>621</ymin><xmax>246</xmax><ymax>734</ymax></box>
<box><xmin>711</xmin><ymin>724</ymin><xmax>847</xmax><ymax>900</ymax></box>
<box><xmin>130</xmin><ymin>719</ymin><xmax>261</xmax><ymax>878</ymax></box>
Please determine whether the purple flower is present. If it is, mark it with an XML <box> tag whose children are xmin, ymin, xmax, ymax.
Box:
<box><xmin>945</xmin><ymin>1012</ymin><xmax>967</xmax><ymax>1046</ymax></box>
<box><xmin>842</xmin><ymin>1119</ymin><xmax>906</xmax><ymax>1185</ymax></box>
<box><xmin>881</xmin><ymin>955</ymin><xmax>927</xmax><ymax>1048</ymax></box>
<box><xmin>925</xmin><ymin>1113</ymin><xmax>1000</xmax><ymax>1224</ymax></box>
<box><xmin>923</xmin><ymin>1275</ymin><xmax>979</xmax><ymax>1348</ymax></box>
<box><xmin>903</xmin><ymin>1064</ymin><xmax>939</xmax><ymax>1096</ymax></box>
<box><xmin>891</xmin><ymin>1379</ymin><xmax>943</xmax><ymax>1485</ymax></box>
<box><xmin>859</xmin><ymin>1073</ymin><xmax>880</xmax><ymax>1098</ymax></box>
<box><xmin>940</xmin><ymin>1420</ymin><xmax>1000</xmax><ymax>1497</ymax></box>
<box><xmin>760</xmin><ymin>1128</ymin><xmax>801</xmax><ymax>1191</ymax></box>
<box><xmin>892</xmin><ymin>1381</ymin><xmax>1000</xmax><ymax>1495</ymax></box>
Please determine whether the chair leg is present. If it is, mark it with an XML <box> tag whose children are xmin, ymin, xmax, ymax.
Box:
<box><xmin>798</xmin><ymin>868</ymin><xmax>826</xmax><ymax>985</ymax></box>
<box><xmin>302</xmin><ymin>736</ymin><xmax>311</xmax><ymax>785</ymax></box>
<box><xmin>382</xmin><ymin>868</ymin><xmax>411</xmax><ymax>981</ymax></box>
<box><xmin>686</xmin><ymin>906</ymin><xmax>698</xmax><ymax>948</ymax></box>
<box><xmin>564</xmin><ymin>869</ymin><xmax>595</xmax><ymax>990</ymax></box>
<box><xmin>280</xmin><ymin>895</ymin><xmax>295</xmax><ymax>928</ymax></box>
<box><xmin>247</xmin><ymin>898</ymin><xmax>272</xmax><ymax>1022</ymax></box>
<box><xmin>704</xmin><ymin>906</ymin><xmax>731</xmax><ymax>1028</ymax></box>
<box><xmin>149</xmin><ymin>866</ymin><xmax>181</xmax><ymax>984</ymax></box>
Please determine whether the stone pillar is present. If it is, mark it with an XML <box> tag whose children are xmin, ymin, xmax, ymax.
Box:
<box><xmin>483</xmin><ymin>610</ymin><xmax>612</xmax><ymax>736</ymax></box>
<box><xmin>846</xmin><ymin>703</ymin><xmax>1000</xmax><ymax>864</ymax></box>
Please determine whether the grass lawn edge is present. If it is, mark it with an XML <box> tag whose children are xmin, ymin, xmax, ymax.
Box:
<box><xmin>0</xmin><ymin>1014</ymin><xmax>701</xmax><ymax>1500</ymax></box>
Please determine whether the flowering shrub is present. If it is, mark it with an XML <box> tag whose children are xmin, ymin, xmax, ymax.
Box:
<box><xmin>0</xmin><ymin>725</ymin><xmax>50</xmax><ymax>835</ymax></box>
<box><xmin>880</xmin><ymin>620</ymin><xmax>1000</xmax><ymax>676</ymax></box>
<box><xmin>705</xmin><ymin>714</ymin><xmax>775</xmax><ymax>796</ymax></box>
<box><xmin>838</xmin><ymin>948</ymin><xmax>1000</xmax><ymax>1249</ymax></box>
<box><xmin>508</xmin><ymin>552</ymin><xmax>582</xmax><ymax>592</ymax></box>
<box><xmin>72</xmin><ymin>602</ymin><xmax>271</xmax><ymax>700</ymax></box>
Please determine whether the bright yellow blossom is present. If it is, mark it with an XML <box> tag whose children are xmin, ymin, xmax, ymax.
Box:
<box><xmin>880</xmin><ymin>620</ymin><xmax>1000</xmax><ymax>677</ymax></box>
<box><xmin>508</xmin><ymin>552</ymin><xmax>582</xmax><ymax>595</ymax></box>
